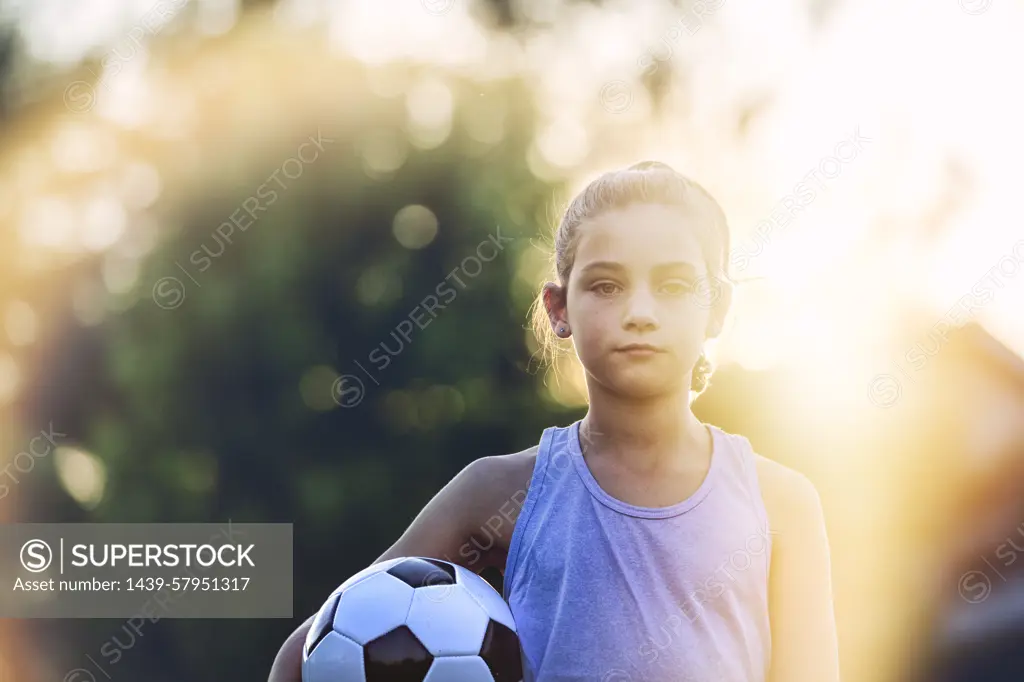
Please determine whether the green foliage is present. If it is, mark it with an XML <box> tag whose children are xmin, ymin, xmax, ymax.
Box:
<box><xmin>54</xmin><ymin>75</ymin><xmax>578</xmax><ymax>679</ymax></box>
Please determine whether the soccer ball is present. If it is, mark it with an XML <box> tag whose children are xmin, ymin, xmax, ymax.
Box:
<box><xmin>302</xmin><ymin>556</ymin><xmax>523</xmax><ymax>682</ymax></box>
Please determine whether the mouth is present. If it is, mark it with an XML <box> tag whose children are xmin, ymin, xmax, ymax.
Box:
<box><xmin>615</xmin><ymin>343</ymin><xmax>664</xmax><ymax>355</ymax></box>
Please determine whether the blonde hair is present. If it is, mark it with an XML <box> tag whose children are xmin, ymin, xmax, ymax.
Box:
<box><xmin>529</xmin><ymin>161</ymin><xmax>731</xmax><ymax>395</ymax></box>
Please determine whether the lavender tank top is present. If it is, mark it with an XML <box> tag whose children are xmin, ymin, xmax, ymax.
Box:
<box><xmin>503</xmin><ymin>420</ymin><xmax>772</xmax><ymax>682</ymax></box>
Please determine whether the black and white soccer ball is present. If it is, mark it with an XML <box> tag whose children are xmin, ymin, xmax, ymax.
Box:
<box><xmin>302</xmin><ymin>556</ymin><xmax>523</xmax><ymax>682</ymax></box>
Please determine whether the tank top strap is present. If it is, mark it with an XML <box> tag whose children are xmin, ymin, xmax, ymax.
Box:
<box><xmin>502</xmin><ymin>424</ymin><xmax>567</xmax><ymax>600</ymax></box>
<box><xmin>712</xmin><ymin>426</ymin><xmax>771</xmax><ymax>533</ymax></box>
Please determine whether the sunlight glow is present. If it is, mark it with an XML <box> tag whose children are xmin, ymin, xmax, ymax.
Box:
<box><xmin>0</xmin><ymin>353</ymin><xmax>19</xmax><ymax>405</ymax></box>
<box><xmin>19</xmin><ymin>196</ymin><xmax>77</xmax><ymax>250</ymax></box>
<box><xmin>4</xmin><ymin>301</ymin><xmax>38</xmax><ymax>347</ymax></box>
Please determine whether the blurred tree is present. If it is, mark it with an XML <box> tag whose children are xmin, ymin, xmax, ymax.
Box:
<box><xmin>13</xmin><ymin>66</ymin><xmax>582</xmax><ymax>678</ymax></box>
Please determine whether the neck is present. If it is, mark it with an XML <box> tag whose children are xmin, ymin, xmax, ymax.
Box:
<box><xmin>580</xmin><ymin>383</ymin><xmax>709</xmax><ymax>473</ymax></box>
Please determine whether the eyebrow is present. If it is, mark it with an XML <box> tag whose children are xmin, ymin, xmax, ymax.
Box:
<box><xmin>578</xmin><ymin>261</ymin><xmax>700</xmax><ymax>276</ymax></box>
<box><xmin>579</xmin><ymin>261</ymin><xmax>626</xmax><ymax>275</ymax></box>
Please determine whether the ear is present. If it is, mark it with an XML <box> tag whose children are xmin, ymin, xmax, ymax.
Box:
<box><xmin>542</xmin><ymin>282</ymin><xmax>570</xmax><ymax>337</ymax></box>
<box><xmin>705</xmin><ymin>277</ymin><xmax>733</xmax><ymax>339</ymax></box>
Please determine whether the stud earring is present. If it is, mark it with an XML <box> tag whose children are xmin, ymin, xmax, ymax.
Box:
<box><xmin>558</xmin><ymin>325</ymin><xmax>568</xmax><ymax>336</ymax></box>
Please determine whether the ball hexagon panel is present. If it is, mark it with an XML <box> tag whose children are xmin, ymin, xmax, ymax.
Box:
<box><xmin>333</xmin><ymin>571</ymin><xmax>415</xmax><ymax>645</ymax></box>
<box><xmin>453</xmin><ymin>564</ymin><xmax>517</xmax><ymax>632</ymax></box>
<box><xmin>406</xmin><ymin>583</ymin><xmax>489</xmax><ymax>656</ymax></box>
<box><xmin>304</xmin><ymin>631</ymin><xmax>366</xmax><ymax>682</ymax></box>
<box><xmin>479</xmin><ymin>620</ymin><xmax>523</xmax><ymax>682</ymax></box>
<box><xmin>423</xmin><ymin>655</ymin><xmax>496</xmax><ymax>682</ymax></box>
<box><xmin>364</xmin><ymin>624</ymin><xmax>434</xmax><ymax>682</ymax></box>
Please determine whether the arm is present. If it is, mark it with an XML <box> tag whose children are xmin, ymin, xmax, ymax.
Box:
<box><xmin>758</xmin><ymin>458</ymin><xmax>841</xmax><ymax>682</ymax></box>
<box><xmin>268</xmin><ymin>454</ymin><xmax>527</xmax><ymax>682</ymax></box>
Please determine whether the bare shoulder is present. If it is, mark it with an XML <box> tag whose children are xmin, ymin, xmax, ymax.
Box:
<box><xmin>753</xmin><ymin>454</ymin><xmax>825</xmax><ymax>534</ymax></box>
<box><xmin>455</xmin><ymin>445</ymin><xmax>538</xmax><ymax>561</ymax></box>
<box><xmin>752</xmin><ymin>458</ymin><xmax>840</xmax><ymax>682</ymax></box>
<box><xmin>491</xmin><ymin>444</ymin><xmax>539</xmax><ymax>474</ymax></box>
<box><xmin>467</xmin><ymin>445</ymin><xmax>538</xmax><ymax>511</ymax></box>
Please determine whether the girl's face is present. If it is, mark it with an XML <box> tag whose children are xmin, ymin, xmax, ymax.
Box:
<box><xmin>563</xmin><ymin>203</ymin><xmax>720</xmax><ymax>398</ymax></box>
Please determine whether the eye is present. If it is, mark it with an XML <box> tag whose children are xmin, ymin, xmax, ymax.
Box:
<box><xmin>659</xmin><ymin>280</ymin><xmax>694</xmax><ymax>296</ymax></box>
<box><xmin>592</xmin><ymin>281</ymin><xmax>622</xmax><ymax>296</ymax></box>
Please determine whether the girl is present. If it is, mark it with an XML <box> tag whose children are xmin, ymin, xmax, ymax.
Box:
<box><xmin>270</xmin><ymin>161</ymin><xmax>840</xmax><ymax>682</ymax></box>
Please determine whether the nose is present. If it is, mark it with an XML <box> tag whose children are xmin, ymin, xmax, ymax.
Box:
<box><xmin>622</xmin><ymin>287</ymin><xmax>659</xmax><ymax>332</ymax></box>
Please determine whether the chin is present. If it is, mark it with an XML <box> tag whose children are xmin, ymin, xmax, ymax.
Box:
<box><xmin>600</xmin><ymin>367</ymin><xmax>685</xmax><ymax>400</ymax></box>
